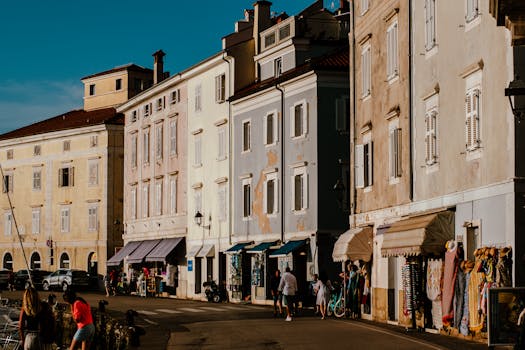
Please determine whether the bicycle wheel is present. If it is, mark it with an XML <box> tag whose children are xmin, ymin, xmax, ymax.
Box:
<box><xmin>326</xmin><ymin>302</ymin><xmax>334</xmax><ymax>317</ymax></box>
<box><xmin>334</xmin><ymin>298</ymin><xmax>346</xmax><ymax>318</ymax></box>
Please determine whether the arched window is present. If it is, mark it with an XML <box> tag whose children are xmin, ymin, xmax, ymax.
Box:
<box><xmin>30</xmin><ymin>252</ymin><xmax>41</xmax><ymax>270</ymax></box>
<box><xmin>60</xmin><ymin>253</ymin><xmax>70</xmax><ymax>269</ymax></box>
<box><xmin>3</xmin><ymin>253</ymin><xmax>12</xmax><ymax>270</ymax></box>
<box><xmin>87</xmin><ymin>252</ymin><xmax>97</xmax><ymax>275</ymax></box>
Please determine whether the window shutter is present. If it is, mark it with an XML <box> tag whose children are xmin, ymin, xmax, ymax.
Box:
<box><xmin>473</xmin><ymin>89</ymin><xmax>480</xmax><ymax>147</ymax></box>
<box><xmin>395</xmin><ymin>129</ymin><xmax>402</xmax><ymax>177</ymax></box>
<box><xmin>70</xmin><ymin>167</ymin><xmax>74</xmax><ymax>186</ymax></box>
<box><xmin>290</xmin><ymin>106</ymin><xmax>295</xmax><ymax>137</ymax></box>
<box><xmin>466</xmin><ymin>92</ymin><xmax>473</xmax><ymax>149</ymax></box>
<box><xmin>355</xmin><ymin>144</ymin><xmax>365</xmax><ymax>188</ymax></box>
<box><xmin>303</xmin><ymin>173</ymin><xmax>308</xmax><ymax>209</ymax></box>
<box><xmin>294</xmin><ymin>175</ymin><xmax>302</xmax><ymax>211</ymax></box>
<box><xmin>368</xmin><ymin>141</ymin><xmax>374</xmax><ymax>186</ymax></box>
<box><xmin>302</xmin><ymin>103</ymin><xmax>308</xmax><ymax>136</ymax></box>
<box><xmin>58</xmin><ymin>169</ymin><xmax>62</xmax><ymax>187</ymax></box>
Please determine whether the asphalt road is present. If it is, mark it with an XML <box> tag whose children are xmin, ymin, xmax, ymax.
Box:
<box><xmin>0</xmin><ymin>290</ymin><xmax>489</xmax><ymax>350</ymax></box>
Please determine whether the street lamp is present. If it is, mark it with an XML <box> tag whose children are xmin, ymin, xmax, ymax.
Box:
<box><xmin>505</xmin><ymin>77</ymin><xmax>525</xmax><ymax>122</ymax></box>
<box><xmin>194</xmin><ymin>211</ymin><xmax>211</xmax><ymax>229</ymax></box>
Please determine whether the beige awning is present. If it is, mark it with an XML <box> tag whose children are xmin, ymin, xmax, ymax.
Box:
<box><xmin>332</xmin><ymin>227</ymin><xmax>373</xmax><ymax>262</ymax></box>
<box><xmin>381</xmin><ymin>211</ymin><xmax>454</xmax><ymax>258</ymax></box>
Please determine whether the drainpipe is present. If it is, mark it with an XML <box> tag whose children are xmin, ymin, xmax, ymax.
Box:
<box><xmin>222</xmin><ymin>52</ymin><xmax>233</xmax><ymax>246</ymax></box>
<box><xmin>275</xmin><ymin>83</ymin><xmax>285</xmax><ymax>244</ymax></box>
<box><xmin>408</xmin><ymin>0</ymin><xmax>414</xmax><ymax>201</ymax></box>
<box><xmin>349</xmin><ymin>0</ymin><xmax>357</xmax><ymax>227</ymax></box>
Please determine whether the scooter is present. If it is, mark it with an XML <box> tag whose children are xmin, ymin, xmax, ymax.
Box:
<box><xmin>203</xmin><ymin>281</ymin><xmax>227</xmax><ymax>303</ymax></box>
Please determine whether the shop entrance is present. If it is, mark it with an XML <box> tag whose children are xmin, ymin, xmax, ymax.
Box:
<box><xmin>195</xmin><ymin>257</ymin><xmax>202</xmax><ymax>294</ymax></box>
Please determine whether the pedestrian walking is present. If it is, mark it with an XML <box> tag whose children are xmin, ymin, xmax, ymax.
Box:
<box><xmin>270</xmin><ymin>270</ymin><xmax>282</xmax><ymax>317</ymax></box>
<box><xmin>278</xmin><ymin>267</ymin><xmax>298</xmax><ymax>322</ymax></box>
<box><xmin>19</xmin><ymin>287</ymin><xmax>56</xmax><ymax>350</ymax></box>
<box><xmin>63</xmin><ymin>289</ymin><xmax>95</xmax><ymax>350</ymax></box>
<box><xmin>314</xmin><ymin>273</ymin><xmax>331</xmax><ymax>319</ymax></box>
<box><xmin>104</xmin><ymin>272</ymin><xmax>111</xmax><ymax>297</ymax></box>
<box><xmin>109</xmin><ymin>269</ymin><xmax>117</xmax><ymax>296</ymax></box>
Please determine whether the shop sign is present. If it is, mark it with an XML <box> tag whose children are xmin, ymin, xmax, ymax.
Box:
<box><xmin>188</xmin><ymin>260</ymin><xmax>193</xmax><ymax>272</ymax></box>
<box><xmin>488</xmin><ymin>287</ymin><xmax>525</xmax><ymax>347</ymax></box>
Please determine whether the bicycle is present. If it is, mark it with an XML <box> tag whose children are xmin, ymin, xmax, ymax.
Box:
<box><xmin>326</xmin><ymin>287</ymin><xmax>346</xmax><ymax>318</ymax></box>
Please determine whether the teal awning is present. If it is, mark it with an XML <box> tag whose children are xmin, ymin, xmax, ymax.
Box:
<box><xmin>269</xmin><ymin>240</ymin><xmax>307</xmax><ymax>258</ymax></box>
<box><xmin>225</xmin><ymin>242</ymin><xmax>251</xmax><ymax>254</ymax></box>
<box><xmin>247</xmin><ymin>241</ymin><xmax>277</xmax><ymax>254</ymax></box>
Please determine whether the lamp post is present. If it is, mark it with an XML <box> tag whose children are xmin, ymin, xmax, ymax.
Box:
<box><xmin>194</xmin><ymin>211</ymin><xmax>211</xmax><ymax>230</ymax></box>
<box><xmin>506</xmin><ymin>77</ymin><xmax>525</xmax><ymax>122</ymax></box>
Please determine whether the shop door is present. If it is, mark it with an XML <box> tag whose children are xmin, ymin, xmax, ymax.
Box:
<box><xmin>195</xmin><ymin>258</ymin><xmax>202</xmax><ymax>294</ymax></box>
<box><xmin>388</xmin><ymin>256</ymin><xmax>398</xmax><ymax>321</ymax></box>
<box><xmin>294</xmin><ymin>253</ymin><xmax>307</xmax><ymax>306</ymax></box>
<box><xmin>266</xmin><ymin>255</ymin><xmax>278</xmax><ymax>300</ymax></box>
<box><xmin>219</xmin><ymin>253</ymin><xmax>226</xmax><ymax>287</ymax></box>
<box><xmin>241</xmin><ymin>253</ymin><xmax>251</xmax><ymax>299</ymax></box>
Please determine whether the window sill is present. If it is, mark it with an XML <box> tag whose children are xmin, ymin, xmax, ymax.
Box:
<box><xmin>292</xmin><ymin>209</ymin><xmax>307</xmax><ymax>215</ymax></box>
<box><xmin>387</xmin><ymin>74</ymin><xmax>399</xmax><ymax>85</ymax></box>
<box><xmin>425</xmin><ymin>45</ymin><xmax>438</xmax><ymax>59</ymax></box>
<box><xmin>466</xmin><ymin>147</ymin><xmax>482</xmax><ymax>161</ymax></box>
<box><xmin>364</xmin><ymin>186</ymin><xmax>373</xmax><ymax>193</ymax></box>
<box><xmin>465</xmin><ymin>15</ymin><xmax>481</xmax><ymax>32</ymax></box>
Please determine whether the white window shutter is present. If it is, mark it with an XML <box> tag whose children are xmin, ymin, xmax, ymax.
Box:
<box><xmin>466</xmin><ymin>92</ymin><xmax>473</xmax><ymax>149</ymax></box>
<box><xmin>303</xmin><ymin>172</ymin><xmax>308</xmax><ymax>209</ymax></box>
<box><xmin>303</xmin><ymin>103</ymin><xmax>308</xmax><ymax>136</ymax></box>
<box><xmin>395</xmin><ymin>129</ymin><xmax>402</xmax><ymax>176</ymax></box>
<box><xmin>355</xmin><ymin>144</ymin><xmax>365</xmax><ymax>188</ymax></box>
<box><xmin>368</xmin><ymin>141</ymin><xmax>374</xmax><ymax>185</ymax></box>
<box><xmin>263</xmin><ymin>180</ymin><xmax>268</xmax><ymax>214</ymax></box>
<box><xmin>290</xmin><ymin>106</ymin><xmax>295</xmax><ymax>137</ymax></box>
<box><xmin>473</xmin><ymin>89</ymin><xmax>480</xmax><ymax>147</ymax></box>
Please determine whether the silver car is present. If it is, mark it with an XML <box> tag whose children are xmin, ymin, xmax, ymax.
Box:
<box><xmin>42</xmin><ymin>269</ymin><xmax>90</xmax><ymax>291</ymax></box>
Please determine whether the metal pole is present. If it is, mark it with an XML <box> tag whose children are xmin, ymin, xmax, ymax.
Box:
<box><xmin>0</xmin><ymin>163</ymin><xmax>33</xmax><ymax>287</ymax></box>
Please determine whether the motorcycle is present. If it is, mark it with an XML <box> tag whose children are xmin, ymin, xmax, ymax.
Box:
<box><xmin>203</xmin><ymin>280</ymin><xmax>227</xmax><ymax>303</ymax></box>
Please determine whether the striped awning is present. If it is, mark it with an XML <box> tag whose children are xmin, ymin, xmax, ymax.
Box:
<box><xmin>332</xmin><ymin>227</ymin><xmax>373</xmax><ymax>262</ymax></box>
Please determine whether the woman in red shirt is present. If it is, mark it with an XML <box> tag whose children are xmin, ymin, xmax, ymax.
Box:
<box><xmin>63</xmin><ymin>290</ymin><xmax>94</xmax><ymax>350</ymax></box>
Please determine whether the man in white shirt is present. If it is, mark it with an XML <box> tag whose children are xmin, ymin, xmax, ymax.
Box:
<box><xmin>278</xmin><ymin>266</ymin><xmax>298</xmax><ymax>321</ymax></box>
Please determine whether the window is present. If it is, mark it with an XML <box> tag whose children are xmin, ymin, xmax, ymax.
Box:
<box><xmin>361</xmin><ymin>43</ymin><xmax>371</xmax><ymax>97</ymax></box>
<box><xmin>142</xmin><ymin>183</ymin><xmax>149</xmax><ymax>218</ymax></box>
<box><xmin>264</xmin><ymin>172</ymin><xmax>278</xmax><ymax>215</ymax></box>
<box><xmin>177</xmin><ymin>89</ymin><xmax>181</xmax><ymax>102</ymax></box>
<box><xmin>2</xmin><ymin>174</ymin><xmax>13</xmax><ymax>193</ymax></box>
<box><xmin>170</xmin><ymin>119</ymin><xmax>177</xmax><ymax>156</ymax></box>
<box><xmin>264</xmin><ymin>112</ymin><xmax>278</xmax><ymax>145</ymax></box>
<box><xmin>170</xmin><ymin>176</ymin><xmax>177</xmax><ymax>215</ymax></box>
<box><xmin>130</xmin><ymin>110</ymin><xmax>138</xmax><ymax>123</ymax></box>
<box><xmin>89</xmin><ymin>84</ymin><xmax>95</xmax><ymax>96</ymax></box>
<box><xmin>361</xmin><ymin>0</ymin><xmax>369</xmax><ymax>14</ymax></box>
<box><xmin>156</xmin><ymin>97</ymin><xmax>163</xmax><ymax>111</ymax></box>
<box><xmin>155</xmin><ymin>180</ymin><xmax>163</xmax><ymax>216</ymax></box>
<box><xmin>335</xmin><ymin>97</ymin><xmax>349</xmax><ymax>132</ymax></box>
<box><xmin>425</xmin><ymin>110</ymin><xmax>438</xmax><ymax>165</ymax></box>
<box><xmin>90</xmin><ymin>135</ymin><xmax>98</xmax><ymax>147</ymax></box>
<box><xmin>356</xmin><ymin>139</ymin><xmax>374</xmax><ymax>188</ymax></box>
<box><xmin>291</xmin><ymin>101</ymin><xmax>308</xmax><ymax>138</ymax></box>
<box><xmin>4</xmin><ymin>211</ymin><xmax>12</xmax><ymax>236</ymax></box>
<box><xmin>170</xmin><ymin>90</ymin><xmax>177</xmax><ymax>104</ymax></box>
<box><xmin>116</xmin><ymin>79</ymin><xmax>122</xmax><ymax>91</ymax></box>
<box><xmin>242</xmin><ymin>120</ymin><xmax>251</xmax><ymax>152</ymax></box>
<box><xmin>215</xmin><ymin>74</ymin><xmax>226</xmax><ymax>103</ymax></box>
<box><xmin>218</xmin><ymin>126</ymin><xmax>226</xmax><ymax>160</ymax></box>
<box><xmin>389</xmin><ymin>127</ymin><xmax>402</xmax><ymax>179</ymax></box>
<box><xmin>292</xmin><ymin>167</ymin><xmax>308</xmax><ymax>211</ymax></box>
<box><xmin>265</xmin><ymin>32</ymin><xmax>276</xmax><ymax>47</ymax></box>
<box><xmin>33</xmin><ymin>169</ymin><xmax>41</xmax><ymax>191</ymax></box>
<box><xmin>134</xmin><ymin>78</ymin><xmax>143</xmax><ymax>92</ymax></box>
<box><xmin>131</xmin><ymin>133</ymin><xmax>138</xmax><ymax>167</ymax></box>
<box><xmin>195</xmin><ymin>84</ymin><xmax>202</xmax><ymax>112</ymax></box>
<box><xmin>88</xmin><ymin>206</ymin><xmax>98</xmax><ymax>231</ymax></box>
<box><xmin>3</xmin><ymin>253</ymin><xmax>12</xmax><ymax>270</ymax></box>
<box><xmin>425</xmin><ymin>0</ymin><xmax>436</xmax><ymax>51</ymax></box>
<box><xmin>218</xmin><ymin>183</ymin><xmax>227</xmax><ymax>222</ymax></box>
<box><xmin>30</xmin><ymin>252</ymin><xmax>41</xmax><ymax>270</ymax></box>
<box><xmin>465</xmin><ymin>88</ymin><xmax>481</xmax><ymax>151</ymax></box>
<box><xmin>63</xmin><ymin>140</ymin><xmax>70</xmax><ymax>152</ymax></box>
<box><xmin>386</xmin><ymin>21</ymin><xmax>398</xmax><ymax>80</ymax></box>
<box><xmin>6</xmin><ymin>149</ymin><xmax>12</xmax><ymax>159</ymax></box>
<box><xmin>155</xmin><ymin>124</ymin><xmax>163</xmax><ymax>160</ymax></box>
<box><xmin>279</xmin><ymin>24</ymin><xmax>291</xmax><ymax>40</ymax></box>
<box><xmin>242</xmin><ymin>180</ymin><xmax>251</xmax><ymax>218</ymax></box>
<box><xmin>88</xmin><ymin>160</ymin><xmax>98</xmax><ymax>186</ymax></box>
<box><xmin>58</xmin><ymin>166</ymin><xmax>74</xmax><ymax>187</ymax></box>
<box><xmin>32</xmin><ymin>209</ymin><xmax>40</xmax><ymax>234</ymax></box>
<box><xmin>143</xmin><ymin>129</ymin><xmax>150</xmax><ymax>164</ymax></box>
<box><xmin>33</xmin><ymin>145</ymin><xmax>41</xmax><ymax>156</ymax></box>
<box><xmin>143</xmin><ymin>104</ymin><xmax>151</xmax><ymax>117</ymax></box>
<box><xmin>194</xmin><ymin>135</ymin><xmax>202</xmax><ymax>166</ymax></box>
<box><xmin>60</xmin><ymin>207</ymin><xmax>70</xmax><ymax>233</ymax></box>
<box><xmin>130</xmin><ymin>187</ymin><xmax>137</xmax><ymax>219</ymax></box>
<box><xmin>466</xmin><ymin>0</ymin><xmax>479</xmax><ymax>22</ymax></box>
<box><xmin>274</xmin><ymin>57</ymin><xmax>283</xmax><ymax>78</ymax></box>
<box><xmin>60</xmin><ymin>253</ymin><xmax>70</xmax><ymax>269</ymax></box>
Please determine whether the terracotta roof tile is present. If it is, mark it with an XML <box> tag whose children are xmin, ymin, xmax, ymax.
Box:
<box><xmin>81</xmin><ymin>64</ymin><xmax>152</xmax><ymax>81</ymax></box>
<box><xmin>0</xmin><ymin>108</ymin><xmax>123</xmax><ymax>141</ymax></box>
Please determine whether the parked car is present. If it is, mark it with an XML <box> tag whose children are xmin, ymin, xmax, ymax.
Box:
<box><xmin>14</xmin><ymin>269</ymin><xmax>52</xmax><ymax>290</ymax></box>
<box><xmin>42</xmin><ymin>269</ymin><xmax>91</xmax><ymax>291</ymax></box>
<box><xmin>0</xmin><ymin>270</ymin><xmax>12</xmax><ymax>289</ymax></box>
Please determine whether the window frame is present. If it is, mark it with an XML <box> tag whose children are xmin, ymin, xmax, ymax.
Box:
<box><xmin>142</xmin><ymin>183</ymin><xmax>150</xmax><ymax>218</ymax></box>
<box><xmin>215</xmin><ymin>74</ymin><xmax>226</xmax><ymax>103</ymax></box>
<box><xmin>388</xmin><ymin>122</ymin><xmax>402</xmax><ymax>181</ymax></box>
<box><xmin>32</xmin><ymin>208</ymin><xmax>40</xmax><ymax>235</ymax></box>
<box><xmin>355</xmin><ymin>136</ymin><xmax>374</xmax><ymax>189</ymax></box>
<box><xmin>58</xmin><ymin>166</ymin><xmax>74</xmax><ymax>187</ymax></box>
<box><xmin>88</xmin><ymin>159</ymin><xmax>99</xmax><ymax>187</ymax></box>
<box><xmin>130</xmin><ymin>186</ymin><xmax>137</xmax><ymax>219</ymax></box>
<box><xmin>155</xmin><ymin>123</ymin><xmax>163</xmax><ymax>160</ymax></box>
<box><xmin>169</xmin><ymin>175</ymin><xmax>177</xmax><ymax>215</ymax></box>
<box><xmin>155</xmin><ymin>179</ymin><xmax>163</xmax><ymax>216</ymax></box>
<box><xmin>361</xmin><ymin>42</ymin><xmax>372</xmax><ymax>98</ymax></box>
<box><xmin>291</xmin><ymin>166</ymin><xmax>308</xmax><ymax>212</ymax></box>
<box><xmin>217</xmin><ymin>126</ymin><xmax>227</xmax><ymax>160</ymax></box>
<box><xmin>131</xmin><ymin>133</ymin><xmax>138</xmax><ymax>167</ymax></box>
<box><xmin>4</xmin><ymin>211</ymin><xmax>12</xmax><ymax>236</ymax></box>
<box><xmin>194</xmin><ymin>134</ymin><xmax>202</xmax><ymax>167</ymax></box>
<box><xmin>274</xmin><ymin>57</ymin><xmax>283</xmax><ymax>78</ymax></box>
<box><xmin>386</xmin><ymin>20</ymin><xmax>399</xmax><ymax>81</ymax></box>
<box><xmin>290</xmin><ymin>100</ymin><xmax>308</xmax><ymax>139</ymax></box>
<box><xmin>424</xmin><ymin>0</ymin><xmax>436</xmax><ymax>52</ymax></box>
<box><xmin>169</xmin><ymin>119</ymin><xmax>178</xmax><ymax>157</ymax></box>
<box><xmin>242</xmin><ymin>178</ymin><xmax>252</xmax><ymax>219</ymax></box>
<box><xmin>88</xmin><ymin>205</ymin><xmax>98</xmax><ymax>232</ymax></box>
<box><xmin>143</xmin><ymin>128</ymin><xmax>150</xmax><ymax>165</ymax></box>
<box><xmin>2</xmin><ymin>174</ymin><xmax>13</xmax><ymax>193</ymax></box>
<box><xmin>242</xmin><ymin>119</ymin><xmax>251</xmax><ymax>153</ymax></box>
<box><xmin>195</xmin><ymin>84</ymin><xmax>202</xmax><ymax>112</ymax></box>
<box><xmin>33</xmin><ymin>169</ymin><xmax>42</xmax><ymax>191</ymax></box>
<box><xmin>60</xmin><ymin>206</ymin><xmax>70</xmax><ymax>233</ymax></box>
<box><xmin>218</xmin><ymin>183</ymin><xmax>227</xmax><ymax>222</ymax></box>
<box><xmin>263</xmin><ymin>171</ymin><xmax>278</xmax><ymax>215</ymax></box>
<box><xmin>264</xmin><ymin>111</ymin><xmax>278</xmax><ymax>146</ymax></box>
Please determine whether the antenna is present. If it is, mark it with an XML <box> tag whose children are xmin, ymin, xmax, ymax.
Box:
<box><xmin>0</xmin><ymin>163</ymin><xmax>33</xmax><ymax>287</ymax></box>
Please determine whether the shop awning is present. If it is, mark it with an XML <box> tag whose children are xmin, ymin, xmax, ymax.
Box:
<box><xmin>332</xmin><ymin>227</ymin><xmax>373</xmax><ymax>262</ymax></box>
<box><xmin>196</xmin><ymin>243</ymin><xmax>215</xmax><ymax>258</ymax></box>
<box><xmin>145</xmin><ymin>237</ymin><xmax>184</xmax><ymax>262</ymax></box>
<box><xmin>127</xmin><ymin>239</ymin><xmax>162</xmax><ymax>264</ymax></box>
<box><xmin>247</xmin><ymin>241</ymin><xmax>278</xmax><ymax>254</ymax></box>
<box><xmin>186</xmin><ymin>245</ymin><xmax>202</xmax><ymax>258</ymax></box>
<box><xmin>107</xmin><ymin>241</ymin><xmax>142</xmax><ymax>266</ymax></box>
<box><xmin>269</xmin><ymin>239</ymin><xmax>307</xmax><ymax>258</ymax></box>
<box><xmin>225</xmin><ymin>242</ymin><xmax>251</xmax><ymax>254</ymax></box>
<box><xmin>381</xmin><ymin>211</ymin><xmax>454</xmax><ymax>258</ymax></box>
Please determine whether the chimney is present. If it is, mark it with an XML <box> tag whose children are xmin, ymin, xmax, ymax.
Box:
<box><xmin>253</xmin><ymin>1</ymin><xmax>272</xmax><ymax>56</ymax></box>
<box><xmin>153</xmin><ymin>50</ymin><xmax>166</xmax><ymax>85</ymax></box>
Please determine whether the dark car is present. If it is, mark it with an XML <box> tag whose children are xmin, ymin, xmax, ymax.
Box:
<box><xmin>14</xmin><ymin>269</ymin><xmax>52</xmax><ymax>290</ymax></box>
<box><xmin>0</xmin><ymin>270</ymin><xmax>12</xmax><ymax>289</ymax></box>
<box><xmin>42</xmin><ymin>269</ymin><xmax>91</xmax><ymax>291</ymax></box>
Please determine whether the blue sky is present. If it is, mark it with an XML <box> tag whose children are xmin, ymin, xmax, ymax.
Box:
<box><xmin>0</xmin><ymin>0</ymin><xmax>334</xmax><ymax>134</ymax></box>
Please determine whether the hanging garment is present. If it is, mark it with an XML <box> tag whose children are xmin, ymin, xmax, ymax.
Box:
<box><xmin>496</xmin><ymin>247</ymin><xmax>513</xmax><ymax>287</ymax></box>
<box><xmin>402</xmin><ymin>264</ymin><xmax>412</xmax><ymax>316</ymax></box>
<box><xmin>460</xmin><ymin>270</ymin><xmax>471</xmax><ymax>336</ymax></box>
<box><xmin>454</xmin><ymin>266</ymin><xmax>466</xmax><ymax>329</ymax></box>
<box><xmin>442</xmin><ymin>241</ymin><xmax>459</xmax><ymax>326</ymax></box>
<box><xmin>426</xmin><ymin>259</ymin><xmax>443</xmax><ymax>329</ymax></box>
<box><xmin>468</xmin><ymin>259</ymin><xmax>484</xmax><ymax>332</ymax></box>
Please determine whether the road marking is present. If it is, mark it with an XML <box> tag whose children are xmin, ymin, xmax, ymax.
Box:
<box><xmin>221</xmin><ymin>306</ymin><xmax>245</xmax><ymax>310</ymax></box>
<box><xmin>199</xmin><ymin>306</ymin><xmax>226</xmax><ymax>312</ymax></box>
<box><xmin>155</xmin><ymin>309</ymin><xmax>182</xmax><ymax>314</ymax></box>
<box><xmin>142</xmin><ymin>318</ymin><xmax>159</xmax><ymax>325</ymax></box>
<box><xmin>137</xmin><ymin>310</ymin><xmax>158</xmax><ymax>316</ymax></box>
<box><xmin>179</xmin><ymin>307</ymin><xmax>205</xmax><ymax>313</ymax></box>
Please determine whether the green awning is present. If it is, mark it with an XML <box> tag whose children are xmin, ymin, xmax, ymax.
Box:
<box><xmin>269</xmin><ymin>240</ymin><xmax>307</xmax><ymax>258</ymax></box>
<box><xmin>246</xmin><ymin>241</ymin><xmax>277</xmax><ymax>254</ymax></box>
